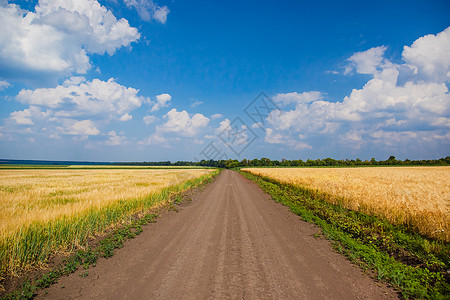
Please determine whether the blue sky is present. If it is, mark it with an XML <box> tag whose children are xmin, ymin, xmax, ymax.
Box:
<box><xmin>0</xmin><ymin>0</ymin><xmax>449</xmax><ymax>162</ymax></box>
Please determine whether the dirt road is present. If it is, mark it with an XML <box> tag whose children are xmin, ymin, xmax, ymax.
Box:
<box><xmin>38</xmin><ymin>170</ymin><xmax>398</xmax><ymax>299</ymax></box>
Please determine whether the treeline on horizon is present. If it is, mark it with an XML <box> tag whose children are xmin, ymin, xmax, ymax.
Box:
<box><xmin>117</xmin><ymin>156</ymin><xmax>450</xmax><ymax>169</ymax></box>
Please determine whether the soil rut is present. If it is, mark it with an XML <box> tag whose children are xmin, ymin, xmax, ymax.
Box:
<box><xmin>37</xmin><ymin>170</ymin><xmax>398</xmax><ymax>299</ymax></box>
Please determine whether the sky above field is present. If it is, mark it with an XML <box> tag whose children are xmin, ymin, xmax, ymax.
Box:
<box><xmin>0</xmin><ymin>0</ymin><xmax>449</xmax><ymax>162</ymax></box>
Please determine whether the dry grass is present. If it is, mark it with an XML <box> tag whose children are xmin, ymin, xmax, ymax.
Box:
<box><xmin>243</xmin><ymin>167</ymin><xmax>450</xmax><ymax>241</ymax></box>
<box><xmin>0</xmin><ymin>168</ymin><xmax>215</xmax><ymax>278</ymax></box>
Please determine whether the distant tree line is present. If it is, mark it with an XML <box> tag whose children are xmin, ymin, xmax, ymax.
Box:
<box><xmin>116</xmin><ymin>156</ymin><xmax>450</xmax><ymax>169</ymax></box>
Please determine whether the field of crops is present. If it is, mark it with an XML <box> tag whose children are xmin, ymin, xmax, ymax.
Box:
<box><xmin>0</xmin><ymin>168</ymin><xmax>216</xmax><ymax>279</ymax></box>
<box><xmin>242</xmin><ymin>167</ymin><xmax>449</xmax><ymax>241</ymax></box>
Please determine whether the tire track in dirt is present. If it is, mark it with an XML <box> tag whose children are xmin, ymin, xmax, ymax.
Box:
<box><xmin>37</xmin><ymin>170</ymin><xmax>398</xmax><ymax>299</ymax></box>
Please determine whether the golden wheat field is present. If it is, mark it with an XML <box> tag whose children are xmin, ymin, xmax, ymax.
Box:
<box><xmin>0</xmin><ymin>168</ymin><xmax>212</xmax><ymax>237</ymax></box>
<box><xmin>0</xmin><ymin>168</ymin><xmax>216</xmax><ymax>278</ymax></box>
<box><xmin>243</xmin><ymin>167</ymin><xmax>450</xmax><ymax>241</ymax></box>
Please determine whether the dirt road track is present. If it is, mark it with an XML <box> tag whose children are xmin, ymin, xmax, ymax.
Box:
<box><xmin>37</xmin><ymin>170</ymin><xmax>398</xmax><ymax>299</ymax></box>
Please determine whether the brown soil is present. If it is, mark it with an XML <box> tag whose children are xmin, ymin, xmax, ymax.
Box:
<box><xmin>36</xmin><ymin>170</ymin><xmax>399</xmax><ymax>299</ymax></box>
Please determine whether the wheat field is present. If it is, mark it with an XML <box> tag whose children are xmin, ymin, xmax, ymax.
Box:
<box><xmin>243</xmin><ymin>167</ymin><xmax>449</xmax><ymax>241</ymax></box>
<box><xmin>0</xmin><ymin>168</ymin><xmax>215</xmax><ymax>278</ymax></box>
<box><xmin>0</xmin><ymin>168</ymin><xmax>212</xmax><ymax>236</ymax></box>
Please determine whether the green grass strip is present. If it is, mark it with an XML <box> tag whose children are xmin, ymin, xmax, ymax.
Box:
<box><xmin>240</xmin><ymin>170</ymin><xmax>449</xmax><ymax>299</ymax></box>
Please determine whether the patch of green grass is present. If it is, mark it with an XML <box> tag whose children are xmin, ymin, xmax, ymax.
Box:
<box><xmin>240</xmin><ymin>170</ymin><xmax>449</xmax><ymax>299</ymax></box>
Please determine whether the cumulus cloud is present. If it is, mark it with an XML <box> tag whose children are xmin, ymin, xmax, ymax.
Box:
<box><xmin>16</xmin><ymin>77</ymin><xmax>144</xmax><ymax>117</ymax></box>
<box><xmin>266</xmin><ymin>27</ymin><xmax>450</xmax><ymax>156</ymax></box>
<box><xmin>159</xmin><ymin>108</ymin><xmax>209</xmax><ymax>136</ymax></box>
<box><xmin>151</xmin><ymin>93</ymin><xmax>171</xmax><ymax>112</ymax></box>
<box><xmin>402</xmin><ymin>27</ymin><xmax>450</xmax><ymax>82</ymax></box>
<box><xmin>0</xmin><ymin>1</ymin><xmax>139</xmax><ymax>83</ymax></box>
<box><xmin>123</xmin><ymin>0</ymin><xmax>169</xmax><ymax>23</ymax></box>
<box><xmin>346</xmin><ymin>46</ymin><xmax>389</xmax><ymax>75</ymax></box>
<box><xmin>9</xmin><ymin>106</ymin><xmax>51</xmax><ymax>125</ymax></box>
<box><xmin>9</xmin><ymin>77</ymin><xmax>147</xmax><ymax>137</ymax></box>
<box><xmin>9</xmin><ymin>109</ymin><xmax>35</xmax><ymax>125</ymax></box>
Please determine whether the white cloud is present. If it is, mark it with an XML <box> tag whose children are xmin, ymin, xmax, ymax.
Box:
<box><xmin>251</xmin><ymin>122</ymin><xmax>262</xmax><ymax>128</ymax></box>
<box><xmin>266</xmin><ymin>27</ymin><xmax>450</xmax><ymax>155</ymax></box>
<box><xmin>160</xmin><ymin>108</ymin><xmax>209</xmax><ymax>136</ymax></box>
<box><xmin>151</xmin><ymin>93</ymin><xmax>171</xmax><ymax>112</ymax></box>
<box><xmin>215</xmin><ymin>118</ymin><xmax>249</xmax><ymax>147</ymax></box>
<box><xmin>9</xmin><ymin>106</ymin><xmax>51</xmax><ymax>125</ymax></box>
<box><xmin>265</xmin><ymin>128</ymin><xmax>283</xmax><ymax>144</ymax></box>
<box><xmin>9</xmin><ymin>77</ymin><xmax>146</xmax><ymax>137</ymax></box>
<box><xmin>123</xmin><ymin>0</ymin><xmax>169</xmax><ymax>24</ymax></box>
<box><xmin>63</xmin><ymin>76</ymin><xmax>86</xmax><ymax>86</ymax></box>
<box><xmin>119</xmin><ymin>113</ymin><xmax>133</xmax><ymax>121</ymax></box>
<box><xmin>211</xmin><ymin>113</ymin><xmax>223</xmax><ymax>120</ymax></box>
<box><xmin>106</xmin><ymin>130</ymin><xmax>126</xmax><ymax>145</ymax></box>
<box><xmin>143</xmin><ymin>115</ymin><xmax>157</xmax><ymax>125</ymax></box>
<box><xmin>64</xmin><ymin>120</ymin><xmax>99</xmax><ymax>136</ymax></box>
<box><xmin>215</xmin><ymin>118</ymin><xmax>230</xmax><ymax>135</ymax></box>
<box><xmin>153</xmin><ymin>5</ymin><xmax>169</xmax><ymax>24</ymax></box>
<box><xmin>17</xmin><ymin>77</ymin><xmax>144</xmax><ymax>117</ymax></box>
<box><xmin>347</xmin><ymin>46</ymin><xmax>388</xmax><ymax>75</ymax></box>
<box><xmin>9</xmin><ymin>110</ymin><xmax>34</xmax><ymax>125</ymax></box>
<box><xmin>402</xmin><ymin>27</ymin><xmax>450</xmax><ymax>82</ymax></box>
<box><xmin>0</xmin><ymin>1</ymin><xmax>139</xmax><ymax>83</ymax></box>
<box><xmin>342</xmin><ymin>130</ymin><xmax>362</xmax><ymax>142</ymax></box>
<box><xmin>0</xmin><ymin>80</ymin><xmax>10</xmax><ymax>90</ymax></box>
<box><xmin>273</xmin><ymin>91</ymin><xmax>323</xmax><ymax>106</ymax></box>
